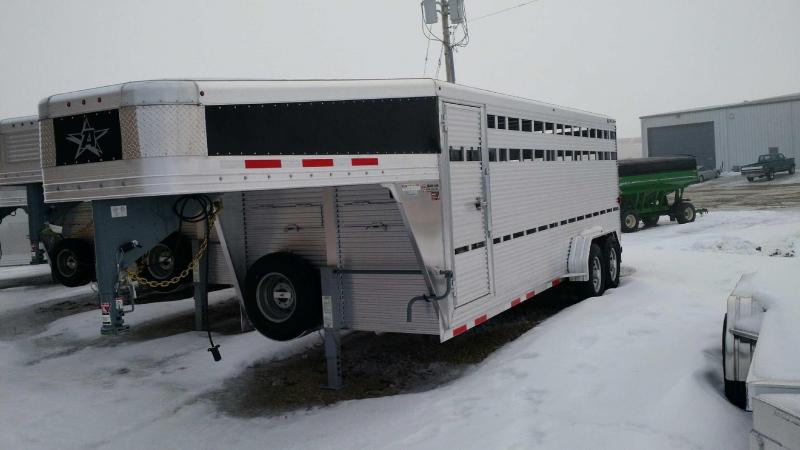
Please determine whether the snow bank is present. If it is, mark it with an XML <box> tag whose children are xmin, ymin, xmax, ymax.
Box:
<box><xmin>4</xmin><ymin>210</ymin><xmax>800</xmax><ymax>449</ymax></box>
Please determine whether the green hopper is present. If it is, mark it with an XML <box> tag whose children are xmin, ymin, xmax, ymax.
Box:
<box><xmin>618</xmin><ymin>156</ymin><xmax>704</xmax><ymax>232</ymax></box>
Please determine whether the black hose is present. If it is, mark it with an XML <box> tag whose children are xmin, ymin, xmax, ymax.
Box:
<box><xmin>406</xmin><ymin>270</ymin><xmax>453</xmax><ymax>322</ymax></box>
<box><xmin>173</xmin><ymin>195</ymin><xmax>221</xmax><ymax>361</ymax></box>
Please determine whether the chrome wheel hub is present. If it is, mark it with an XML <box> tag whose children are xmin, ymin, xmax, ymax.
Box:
<box><xmin>256</xmin><ymin>273</ymin><xmax>297</xmax><ymax>323</ymax></box>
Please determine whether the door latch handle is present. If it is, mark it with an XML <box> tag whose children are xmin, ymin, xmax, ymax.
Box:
<box><xmin>474</xmin><ymin>197</ymin><xmax>487</xmax><ymax>210</ymax></box>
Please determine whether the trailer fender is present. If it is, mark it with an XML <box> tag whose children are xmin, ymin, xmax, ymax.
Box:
<box><xmin>567</xmin><ymin>227</ymin><xmax>609</xmax><ymax>282</ymax></box>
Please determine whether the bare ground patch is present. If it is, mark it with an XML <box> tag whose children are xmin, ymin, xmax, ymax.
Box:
<box><xmin>206</xmin><ymin>284</ymin><xmax>586</xmax><ymax>417</ymax></box>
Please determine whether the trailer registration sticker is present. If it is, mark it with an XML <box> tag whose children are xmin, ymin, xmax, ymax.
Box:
<box><xmin>110</xmin><ymin>205</ymin><xmax>128</xmax><ymax>218</ymax></box>
<box><xmin>401</xmin><ymin>183</ymin><xmax>421</xmax><ymax>197</ymax></box>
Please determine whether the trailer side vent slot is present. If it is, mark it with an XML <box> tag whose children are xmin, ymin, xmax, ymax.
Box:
<box><xmin>454</xmin><ymin>245</ymin><xmax>470</xmax><ymax>255</ymax></box>
<box><xmin>471</xmin><ymin>241</ymin><xmax>486</xmax><ymax>250</ymax></box>
<box><xmin>526</xmin><ymin>228</ymin><xmax>536</xmax><ymax>235</ymax></box>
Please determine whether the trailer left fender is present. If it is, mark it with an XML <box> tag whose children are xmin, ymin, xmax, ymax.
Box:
<box><xmin>567</xmin><ymin>227</ymin><xmax>612</xmax><ymax>282</ymax></box>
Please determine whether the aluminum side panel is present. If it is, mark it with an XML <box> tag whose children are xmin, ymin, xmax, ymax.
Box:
<box><xmin>242</xmin><ymin>188</ymin><xmax>327</xmax><ymax>267</ymax></box>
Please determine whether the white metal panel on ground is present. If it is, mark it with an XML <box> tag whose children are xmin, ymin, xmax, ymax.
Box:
<box><xmin>241</xmin><ymin>188</ymin><xmax>326</xmax><ymax>267</ymax></box>
<box><xmin>335</xmin><ymin>184</ymin><xmax>418</xmax><ymax>271</ymax></box>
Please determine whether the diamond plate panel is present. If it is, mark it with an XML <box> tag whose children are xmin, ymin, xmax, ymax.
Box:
<box><xmin>120</xmin><ymin>106</ymin><xmax>141</xmax><ymax>160</ymax></box>
<box><xmin>40</xmin><ymin>119</ymin><xmax>57</xmax><ymax>168</ymax></box>
<box><xmin>136</xmin><ymin>105</ymin><xmax>207</xmax><ymax>158</ymax></box>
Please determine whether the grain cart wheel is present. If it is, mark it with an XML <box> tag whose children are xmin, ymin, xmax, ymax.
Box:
<box><xmin>674</xmin><ymin>202</ymin><xmax>696</xmax><ymax>224</ymax></box>
<box><xmin>766</xmin><ymin>170</ymin><xmax>775</xmax><ymax>181</ymax></box>
<box><xmin>602</xmin><ymin>237</ymin><xmax>621</xmax><ymax>289</ymax></box>
<box><xmin>642</xmin><ymin>216</ymin><xmax>659</xmax><ymax>228</ymax></box>
<box><xmin>243</xmin><ymin>252</ymin><xmax>322</xmax><ymax>341</ymax></box>
<box><xmin>722</xmin><ymin>314</ymin><xmax>747</xmax><ymax>409</ymax></box>
<box><xmin>140</xmin><ymin>232</ymin><xmax>192</xmax><ymax>291</ymax></box>
<box><xmin>579</xmin><ymin>244</ymin><xmax>606</xmax><ymax>298</ymax></box>
<box><xmin>620</xmin><ymin>210</ymin><xmax>639</xmax><ymax>233</ymax></box>
<box><xmin>50</xmin><ymin>239</ymin><xmax>95</xmax><ymax>287</ymax></box>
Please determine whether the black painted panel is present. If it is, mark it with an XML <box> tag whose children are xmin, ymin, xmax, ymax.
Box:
<box><xmin>205</xmin><ymin>97</ymin><xmax>441</xmax><ymax>156</ymax></box>
<box><xmin>53</xmin><ymin>110</ymin><xmax>122</xmax><ymax>166</ymax></box>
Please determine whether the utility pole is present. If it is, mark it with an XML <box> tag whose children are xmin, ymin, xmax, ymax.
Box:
<box><xmin>441</xmin><ymin>1</ymin><xmax>456</xmax><ymax>83</ymax></box>
<box><xmin>422</xmin><ymin>0</ymin><xmax>464</xmax><ymax>83</ymax></box>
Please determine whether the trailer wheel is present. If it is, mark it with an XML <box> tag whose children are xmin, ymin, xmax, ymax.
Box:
<box><xmin>140</xmin><ymin>232</ymin><xmax>192</xmax><ymax>291</ymax></box>
<box><xmin>620</xmin><ymin>210</ymin><xmax>639</xmax><ymax>233</ymax></box>
<box><xmin>50</xmin><ymin>239</ymin><xmax>94</xmax><ymax>287</ymax></box>
<box><xmin>243</xmin><ymin>252</ymin><xmax>321</xmax><ymax>341</ymax></box>
<box><xmin>602</xmin><ymin>237</ymin><xmax>621</xmax><ymax>289</ymax></box>
<box><xmin>641</xmin><ymin>216</ymin><xmax>659</xmax><ymax>227</ymax></box>
<box><xmin>674</xmin><ymin>202</ymin><xmax>696</xmax><ymax>224</ymax></box>
<box><xmin>579</xmin><ymin>244</ymin><xmax>606</xmax><ymax>298</ymax></box>
<box><xmin>723</xmin><ymin>314</ymin><xmax>748</xmax><ymax>409</ymax></box>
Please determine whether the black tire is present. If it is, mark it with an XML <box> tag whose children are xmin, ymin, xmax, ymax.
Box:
<box><xmin>620</xmin><ymin>210</ymin><xmax>639</xmax><ymax>233</ymax></box>
<box><xmin>243</xmin><ymin>252</ymin><xmax>321</xmax><ymax>341</ymax></box>
<box><xmin>50</xmin><ymin>239</ymin><xmax>94</xmax><ymax>287</ymax></box>
<box><xmin>578</xmin><ymin>243</ymin><xmax>606</xmax><ymax>298</ymax></box>
<box><xmin>766</xmin><ymin>170</ymin><xmax>775</xmax><ymax>181</ymax></box>
<box><xmin>641</xmin><ymin>216</ymin><xmax>659</xmax><ymax>228</ymax></box>
<box><xmin>746</xmin><ymin>177</ymin><xmax>754</xmax><ymax>182</ymax></box>
<box><xmin>602</xmin><ymin>236</ymin><xmax>621</xmax><ymax>289</ymax></box>
<box><xmin>722</xmin><ymin>314</ymin><xmax>748</xmax><ymax>409</ymax></box>
<box><xmin>789</xmin><ymin>165</ymin><xmax>796</xmax><ymax>175</ymax></box>
<box><xmin>140</xmin><ymin>232</ymin><xmax>192</xmax><ymax>291</ymax></box>
<box><xmin>698</xmin><ymin>175</ymin><xmax>705</xmax><ymax>183</ymax></box>
<box><xmin>674</xmin><ymin>202</ymin><xmax>696</xmax><ymax>224</ymax></box>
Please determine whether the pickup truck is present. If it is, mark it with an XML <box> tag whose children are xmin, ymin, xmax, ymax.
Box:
<box><xmin>740</xmin><ymin>153</ymin><xmax>795</xmax><ymax>181</ymax></box>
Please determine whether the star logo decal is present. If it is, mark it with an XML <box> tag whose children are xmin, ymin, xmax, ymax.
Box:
<box><xmin>66</xmin><ymin>118</ymin><xmax>109</xmax><ymax>161</ymax></box>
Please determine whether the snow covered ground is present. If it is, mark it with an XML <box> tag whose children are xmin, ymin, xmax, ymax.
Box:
<box><xmin>1</xmin><ymin>210</ymin><xmax>798</xmax><ymax>449</ymax></box>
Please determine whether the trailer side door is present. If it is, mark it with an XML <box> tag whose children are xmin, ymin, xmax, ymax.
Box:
<box><xmin>444</xmin><ymin>103</ymin><xmax>491</xmax><ymax>307</ymax></box>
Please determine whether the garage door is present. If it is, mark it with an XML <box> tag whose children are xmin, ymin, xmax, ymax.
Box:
<box><xmin>647</xmin><ymin>122</ymin><xmax>716</xmax><ymax>169</ymax></box>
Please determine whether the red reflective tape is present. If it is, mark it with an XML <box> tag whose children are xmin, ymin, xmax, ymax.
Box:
<box><xmin>552</xmin><ymin>279</ymin><xmax>562</xmax><ymax>287</ymax></box>
<box><xmin>511</xmin><ymin>298</ymin><xmax>521</xmax><ymax>307</ymax></box>
<box><xmin>302</xmin><ymin>159</ymin><xmax>334</xmax><ymax>167</ymax></box>
<box><xmin>453</xmin><ymin>325</ymin><xmax>468</xmax><ymax>337</ymax></box>
<box><xmin>351</xmin><ymin>157</ymin><xmax>379</xmax><ymax>166</ymax></box>
<box><xmin>526</xmin><ymin>291</ymin><xmax>535</xmax><ymax>299</ymax></box>
<box><xmin>245</xmin><ymin>159</ymin><xmax>282</xmax><ymax>169</ymax></box>
<box><xmin>474</xmin><ymin>315</ymin><xmax>488</xmax><ymax>326</ymax></box>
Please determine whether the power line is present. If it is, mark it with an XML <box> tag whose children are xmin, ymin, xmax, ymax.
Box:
<box><xmin>470</xmin><ymin>0</ymin><xmax>541</xmax><ymax>23</ymax></box>
<box><xmin>423</xmin><ymin>36</ymin><xmax>432</xmax><ymax>76</ymax></box>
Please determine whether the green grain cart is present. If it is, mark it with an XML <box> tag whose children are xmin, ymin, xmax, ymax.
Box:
<box><xmin>618</xmin><ymin>157</ymin><xmax>700</xmax><ymax>233</ymax></box>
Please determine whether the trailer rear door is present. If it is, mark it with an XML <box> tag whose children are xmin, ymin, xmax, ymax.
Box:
<box><xmin>444</xmin><ymin>103</ymin><xmax>491</xmax><ymax>307</ymax></box>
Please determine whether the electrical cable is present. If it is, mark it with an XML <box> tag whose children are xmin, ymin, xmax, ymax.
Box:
<box><xmin>172</xmin><ymin>194</ymin><xmax>221</xmax><ymax>362</ymax></box>
<box><xmin>423</xmin><ymin>35</ymin><xmax>432</xmax><ymax>76</ymax></box>
<box><xmin>470</xmin><ymin>0</ymin><xmax>541</xmax><ymax>23</ymax></box>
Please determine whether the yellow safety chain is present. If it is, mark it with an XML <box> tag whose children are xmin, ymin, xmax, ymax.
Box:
<box><xmin>126</xmin><ymin>204</ymin><xmax>219</xmax><ymax>289</ymax></box>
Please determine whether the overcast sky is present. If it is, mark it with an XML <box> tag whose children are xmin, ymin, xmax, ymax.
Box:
<box><xmin>1</xmin><ymin>0</ymin><xmax>798</xmax><ymax>137</ymax></box>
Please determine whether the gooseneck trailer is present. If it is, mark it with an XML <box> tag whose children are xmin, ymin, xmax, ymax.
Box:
<box><xmin>39</xmin><ymin>79</ymin><xmax>622</xmax><ymax>385</ymax></box>
<box><xmin>0</xmin><ymin>115</ymin><xmax>104</xmax><ymax>284</ymax></box>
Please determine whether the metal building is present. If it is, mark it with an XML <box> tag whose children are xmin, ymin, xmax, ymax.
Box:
<box><xmin>640</xmin><ymin>93</ymin><xmax>800</xmax><ymax>171</ymax></box>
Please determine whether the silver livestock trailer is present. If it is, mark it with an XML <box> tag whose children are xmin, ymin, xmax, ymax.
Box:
<box><xmin>38</xmin><ymin>79</ymin><xmax>622</xmax><ymax>385</ymax></box>
<box><xmin>0</xmin><ymin>115</ymin><xmax>99</xmax><ymax>284</ymax></box>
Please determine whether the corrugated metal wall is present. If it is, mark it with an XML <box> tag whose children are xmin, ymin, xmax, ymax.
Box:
<box><xmin>642</xmin><ymin>100</ymin><xmax>800</xmax><ymax>170</ymax></box>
